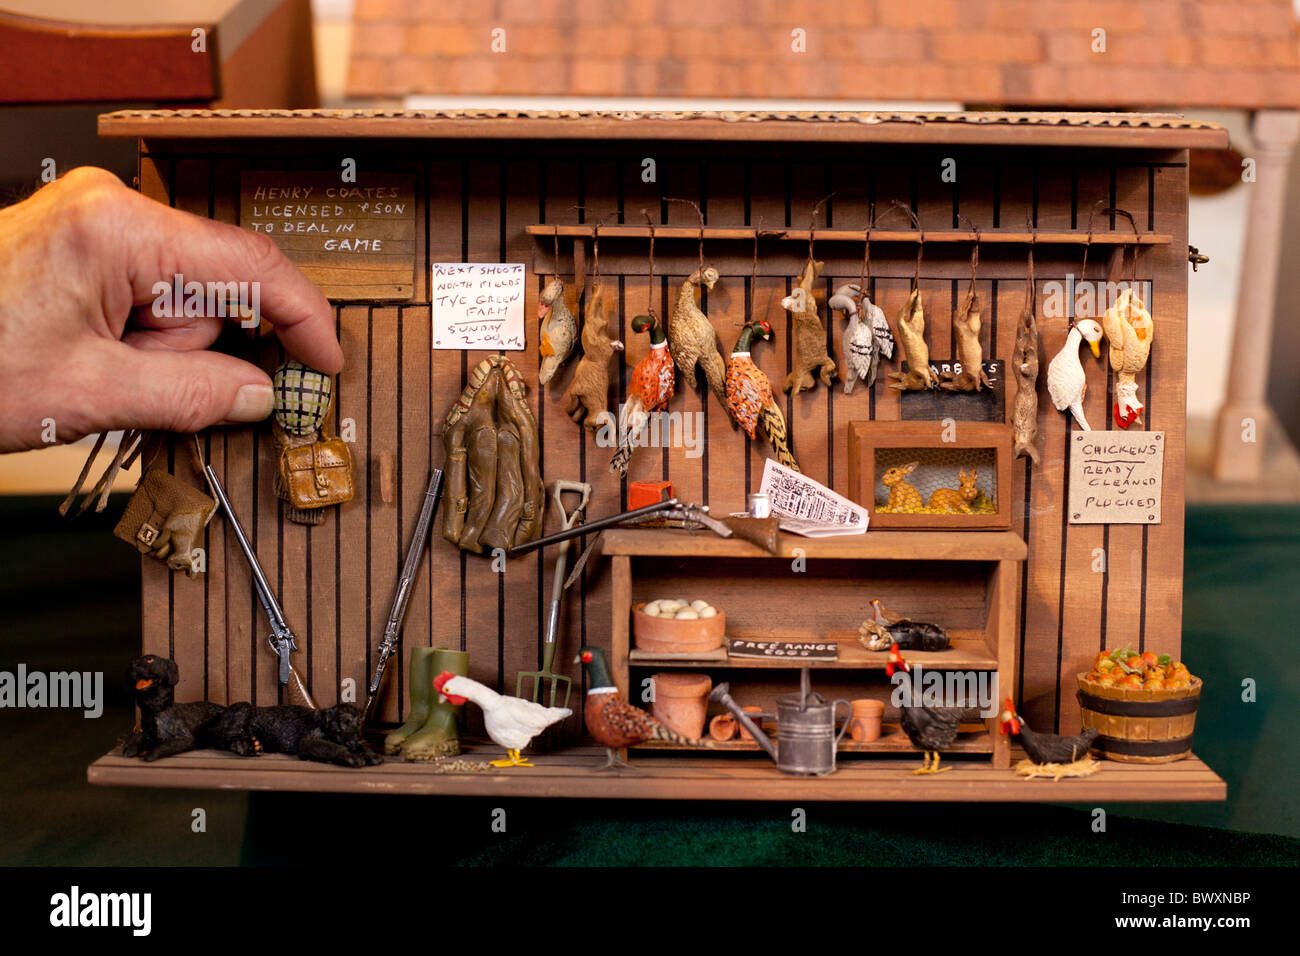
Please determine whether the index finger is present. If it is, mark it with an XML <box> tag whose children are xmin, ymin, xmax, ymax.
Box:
<box><xmin>117</xmin><ymin>190</ymin><xmax>344</xmax><ymax>374</ymax></box>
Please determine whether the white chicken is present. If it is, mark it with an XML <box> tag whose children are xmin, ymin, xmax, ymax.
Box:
<box><xmin>827</xmin><ymin>283</ymin><xmax>894</xmax><ymax>394</ymax></box>
<box><xmin>1046</xmin><ymin>319</ymin><xmax>1104</xmax><ymax>431</ymax></box>
<box><xmin>1100</xmin><ymin>287</ymin><xmax>1154</xmax><ymax>428</ymax></box>
<box><xmin>433</xmin><ymin>671</ymin><xmax>571</xmax><ymax>767</ymax></box>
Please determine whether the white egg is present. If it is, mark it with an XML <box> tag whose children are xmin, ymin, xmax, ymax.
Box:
<box><xmin>643</xmin><ymin>602</ymin><xmax>661</xmax><ymax>617</ymax></box>
<box><xmin>691</xmin><ymin>599</ymin><xmax>710</xmax><ymax>611</ymax></box>
<box><xmin>699</xmin><ymin>606</ymin><xmax>718</xmax><ymax>619</ymax></box>
<box><xmin>675</xmin><ymin>608</ymin><xmax>700</xmax><ymax>620</ymax></box>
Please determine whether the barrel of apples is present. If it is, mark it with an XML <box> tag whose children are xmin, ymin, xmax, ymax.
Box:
<box><xmin>1076</xmin><ymin>675</ymin><xmax>1203</xmax><ymax>763</ymax></box>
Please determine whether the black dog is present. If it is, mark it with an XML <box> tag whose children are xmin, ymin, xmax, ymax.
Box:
<box><xmin>209</xmin><ymin>702</ymin><xmax>382</xmax><ymax>768</ymax></box>
<box><xmin>121</xmin><ymin>655</ymin><xmax>225</xmax><ymax>761</ymax></box>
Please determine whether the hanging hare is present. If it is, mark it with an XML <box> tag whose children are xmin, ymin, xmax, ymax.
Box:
<box><xmin>940</xmin><ymin>293</ymin><xmax>992</xmax><ymax>392</ymax></box>
<box><xmin>562</xmin><ymin>283</ymin><xmax>624</xmax><ymax>429</ymax></box>
<box><xmin>886</xmin><ymin>289</ymin><xmax>935</xmax><ymax>391</ymax></box>
<box><xmin>779</xmin><ymin>258</ymin><xmax>837</xmax><ymax>395</ymax></box>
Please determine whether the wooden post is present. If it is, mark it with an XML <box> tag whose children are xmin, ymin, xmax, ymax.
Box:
<box><xmin>1211</xmin><ymin>109</ymin><xmax>1300</xmax><ymax>482</ymax></box>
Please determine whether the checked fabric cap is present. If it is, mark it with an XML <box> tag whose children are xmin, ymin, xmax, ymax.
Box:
<box><xmin>272</xmin><ymin>360</ymin><xmax>332</xmax><ymax>435</ymax></box>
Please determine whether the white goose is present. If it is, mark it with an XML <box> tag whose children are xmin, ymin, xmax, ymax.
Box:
<box><xmin>1046</xmin><ymin>319</ymin><xmax>1104</xmax><ymax>430</ymax></box>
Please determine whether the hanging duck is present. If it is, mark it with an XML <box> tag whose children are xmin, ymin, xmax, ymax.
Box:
<box><xmin>1046</xmin><ymin>319</ymin><xmax>1104</xmax><ymax>430</ymax></box>
<box><xmin>537</xmin><ymin>277</ymin><xmax>577</xmax><ymax>386</ymax></box>
<box><xmin>1101</xmin><ymin>287</ymin><xmax>1154</xmax><ymax>428</ymax></box>
<box><xmin>725</xmin><ymin>319</ymin><xmax>799</xmax><ymax>472</ymax></box>
<box><xmin>827</xmin><ymin>283</ymin><xmax>894</xmax><ymax>394</ymax></box>
<box><xmin>610</xmin><ymin>312</ymin><xmax>677</xmax><ymax>476</ymax></box>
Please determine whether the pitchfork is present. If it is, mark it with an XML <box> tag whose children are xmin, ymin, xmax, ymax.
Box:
<box><xmin>516</xmin><ymin>479</ymin><xmax>591</xmax><ymax>708</ymax></box>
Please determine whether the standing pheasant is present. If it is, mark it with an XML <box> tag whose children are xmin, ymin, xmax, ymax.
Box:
<box><xmin>668</xmin><ymin>266</ymin><xmax>730</xmax><ymax>414</ymax></box>
<box><xmin>725</xmin><ymin>318</ymin><xmax>800</xmax><ymax>472</ymax></box>
<box><xmin>610</xmin><ymin>313</ymin><xmax>676</xmax><ymax>476</ymax></box>
<box><xmin>538</xmin><ymin>277</ymin><xmax>577</xmax><ymax>386</ymax></box>
<box><xmin>577</xmin><ymin>646</ymin><xmax>707</xmax><ymax>770</ymax></box>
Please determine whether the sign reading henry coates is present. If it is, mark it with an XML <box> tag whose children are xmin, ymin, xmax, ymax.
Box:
<box><xmin>240</xmin><ymin>172</ymin><xmax>415</xmax><ymax>301</ymax></box>
<box><xmin>1068</xmin><ymin>431</ymin><xmax>1165</xmax><ymax>525</ymax></box>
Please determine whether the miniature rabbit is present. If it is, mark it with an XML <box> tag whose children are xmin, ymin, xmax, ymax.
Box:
<box><xmin>928</xmin><ymin>468</ymin><xmax>979</xmax><ymax>513</ymax></box>
<box><xmin>881</xmin><ymin>461</ymin><xmax>923</xmax><ymax>511</ymax></box>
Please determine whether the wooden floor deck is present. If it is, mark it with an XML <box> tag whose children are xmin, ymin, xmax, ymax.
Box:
<box><xmin>88</xmin><ymin>745</ymin><xmax>1226</xmax><ymax>802</ymax></box>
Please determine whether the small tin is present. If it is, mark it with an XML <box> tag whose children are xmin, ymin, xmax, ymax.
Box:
<box><xmin>747</xmin><ymin>492</ymin><xmax>772</xmax><ymax>519</ymax></box>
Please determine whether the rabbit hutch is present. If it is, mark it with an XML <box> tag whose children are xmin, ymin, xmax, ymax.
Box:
<box><xmin>89</xmin><ymin>109</ymin><xmax>1226</xmax><ymax>801</ymax></box>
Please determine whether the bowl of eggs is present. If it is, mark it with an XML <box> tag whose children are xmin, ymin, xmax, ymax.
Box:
<box><xmin>633</xmin><ymin>598</ymin><xmax>726</xmax><ymax>654</ymax></box>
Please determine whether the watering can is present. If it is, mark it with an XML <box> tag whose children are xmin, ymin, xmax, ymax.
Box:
<box><xmin>709</xmin><ymin>668</ymin><xmax>851</xmax><ymax>776</ymax></box>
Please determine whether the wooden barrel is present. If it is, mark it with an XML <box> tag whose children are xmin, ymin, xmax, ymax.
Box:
<box><xmin>1076</xmin><ymin>675</ymin><xmax>1202</xmax><ymax>763</ymax></box>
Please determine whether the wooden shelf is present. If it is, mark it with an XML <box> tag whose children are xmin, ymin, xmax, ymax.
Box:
<box><xmin>87</xmin><ymin>745</ymin><xmax>1227</xmax><ymax>802</ymax></box>
<box><xmin>634</xmin><ymin>725</ymin><xmax>993</xmax><ymax>754</ymax></box>
<box><xmin>602</xmin><ymin>528</ymin><xmax>1027</xmax><ymax>561</ymax></box>
<box><xmin>525</xmin><ymin>225</ymin><xmax>1172</xmax><ymax>245</ymax></box>
<box><xmin>628</xmin><ymin>632</ymin><xmax>997</xmax><ymax>670</ymax></box>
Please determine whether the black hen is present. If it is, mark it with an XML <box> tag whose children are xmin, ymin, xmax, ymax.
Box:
<box><xmin>1000</xmin><ymin>700</ymin><xmax>1098</xmax><ymax>764</ymax></box>
<box><xmin>887</xmin><ymin>645</ymin><xmax>983</xmax><ymax>774</ymax></box>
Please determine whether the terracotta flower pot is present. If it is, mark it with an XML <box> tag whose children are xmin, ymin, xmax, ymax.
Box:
<box><xmin>848</xmin><ymin>698</ymin><xmax>885</xmax><ymax>743</ymax></box>
<box><xmin>738</xmin><ymin>705</ymin><xmax>764</xmax><ymax>741</ymax></box>
<box><xmin>651</xmin><ymin>671</ymin><xmax>712</xmax><ymax>738</ymax></box>
<box><xmin>708</xmin><ymin>713</ymin><xmax>738</xmax><ymax>741</ymax></box>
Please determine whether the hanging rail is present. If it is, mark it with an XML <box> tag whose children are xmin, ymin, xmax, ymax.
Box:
<box><xmin>524</xmin><ymin>224</ymin><xmax>1169</xmax><ymax>244</ymax></box>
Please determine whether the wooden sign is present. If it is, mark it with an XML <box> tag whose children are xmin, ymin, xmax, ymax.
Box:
<box><xmin>728</xmin><ymin>639</ymin><xmax>839</xmax><ymax>661</ymax></box>
<box><xmin>239</xmin><ymin>171</ymin><xmax>415</xmax><ymax>301</ymax></box>
<box><xmin>431</xmin><ymin>263</ymin><xmax>526</xmax><ymax>350</ymax></box>
<box><xmin>1069</xmin><ymin>431</ymin><xmax>1164</xmax><ymax>524</ymax></box>
<box><xmin>900</xmin><ymin>359</ymin><xmax>1005</xmax><ymax>422</ymax></box>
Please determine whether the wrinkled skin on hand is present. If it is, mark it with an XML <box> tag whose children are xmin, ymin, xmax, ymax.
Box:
<box><xmin>0</xmin><ymin>167</ymin><xmax>342</xmax><ymax>452</ymax></box>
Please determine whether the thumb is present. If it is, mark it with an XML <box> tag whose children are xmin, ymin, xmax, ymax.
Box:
<box><xmin>84</xmin><ymin>340</ymin><xmax>275</xmax><ymax>435</ymax></box>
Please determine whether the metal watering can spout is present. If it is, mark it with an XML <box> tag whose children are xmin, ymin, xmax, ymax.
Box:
<box><xmin>709</xmin><ymin>682</ymin><xmax>777</xmax><ymax>761</ymax></box>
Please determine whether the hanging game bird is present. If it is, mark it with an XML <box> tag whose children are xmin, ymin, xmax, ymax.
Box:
<box><xmin>1100</xmin><ymin>287</ymin><xmax>1154</xmax><ymax>428</ymax></box>
<box><xmin>828</xmin><ymin>283</ymin><xmax>894</xmax><ymax>394</ymax></box>
<box><xmin>725</xmin><ymin>319</ymin><xmax>800</xmax><ymax>472</ymax></box>
<box><xmin>577</xmin><ymin>646</ymin><xmax>710</xmax><ymax>770</ymax></box>
<box><xmin>538</xmin><ymin>277</ymin><xmax>578</xmax><ymax>386</ymax></box>
<box><xmin>668</xmin><ymin>266</ymin><xmax>730</xmax><ymax>413</ymax></box>
<box><xmin>610</xmin><ymin>312</ymin><xmax>676</xmax><ymax>476</ymax></box>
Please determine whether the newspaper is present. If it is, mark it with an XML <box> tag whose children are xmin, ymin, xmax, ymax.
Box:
<box><xmin>758</xmin><ymin>459</ymin><xmax>869</xmax><ymax>537</ymax></box>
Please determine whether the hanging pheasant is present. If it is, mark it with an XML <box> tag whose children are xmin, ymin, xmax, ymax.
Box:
<box><xmin>725</xmin><ymin>318</ymin><xmax>800</xmax><ymax>472</ymax></box>
<box><xmin>577</xmin><ymin>646</ymin><xmax>710</xmax><ymax>770</ymax></box>
<box><xmin>610</xmin><ymin>312</ymin><xmax>677</xmax><ymax>476</ymax></box>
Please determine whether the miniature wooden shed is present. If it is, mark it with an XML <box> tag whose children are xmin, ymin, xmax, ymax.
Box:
<box><xmin>90</xmin><ymin>109</ymin><xmax>1227</xmax><ymax>801</ymax></box>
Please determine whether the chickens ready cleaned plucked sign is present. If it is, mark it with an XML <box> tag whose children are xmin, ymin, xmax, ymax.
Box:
<box><xmin>1068</xmin><ymin>431</ymin><xmax>1164</xmax><ymax>524</ymax></box>
<box><xmin>432</xmin><ymin>263</ymin><xmax>525</xmax><ymax>350</ymax></box>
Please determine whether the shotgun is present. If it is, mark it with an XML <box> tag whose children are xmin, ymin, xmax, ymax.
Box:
<box><xmin>363</xmin><ymin>468</ymin><xmax>444</xmax><ymax>725</ymax></box>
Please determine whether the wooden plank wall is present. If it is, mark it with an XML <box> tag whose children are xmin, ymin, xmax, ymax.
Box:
<box><xmin>137</xmin><ymin>138</ymin><xmax>1188</xmax><ymax>736</ymax></box>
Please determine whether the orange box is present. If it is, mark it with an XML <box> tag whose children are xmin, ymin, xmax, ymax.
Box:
<box><xmin>628</xmin><ymin>480</ymin><xmax>673</xmax><ymax>509</ymax></box>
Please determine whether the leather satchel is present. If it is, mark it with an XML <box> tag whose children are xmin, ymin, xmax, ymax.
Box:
<box><xmin>279</xmin><ymin>435</ymin><xmax>354</xmax><ymax>510</ymax></box>
<box><xmin>113</xmin><ymin>461</ymin><xmax>215</xmax><ymax>577</ymax></box>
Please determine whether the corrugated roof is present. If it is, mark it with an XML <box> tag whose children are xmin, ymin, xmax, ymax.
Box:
<box><xmin>98</xmin><ymin>108</ymin><xmax>1230</xmax><ymax>148</ymax></box>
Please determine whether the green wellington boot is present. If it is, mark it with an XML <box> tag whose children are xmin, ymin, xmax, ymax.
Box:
<box><xmin>401</xmin><ymin>648</ymin><xmax>470</xmax><ymax>760</ymax></box>
<box><xmin>384</xmin><ymin>647</ymin><xmax>434</xmax><ymax>755</ymax></box>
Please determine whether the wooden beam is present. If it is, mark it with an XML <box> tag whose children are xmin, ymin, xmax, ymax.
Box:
<box><xmin>600</xmin><ymin>528</ymin><xmax>1028</xmax><ymax>561</ymax></box>
<box><xmin>524</xmin><ymin>225</ymin><xmax>1172</xmax><ymax>245</ymax></box>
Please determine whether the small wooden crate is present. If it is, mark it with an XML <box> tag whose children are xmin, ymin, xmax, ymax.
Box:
<box><xmin>847</xmin><ymin>421</ymin><xmax>1013</xmax><ymax>530</ymax></box>
<box><xmin>1076</xmin><ymin>675</ymin><xmax>1202</xmax><ymax>763</ymax></box>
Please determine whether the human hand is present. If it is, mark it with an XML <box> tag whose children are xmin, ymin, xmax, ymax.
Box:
<box><xmin>0</xmin><ymin>167</ymin><xmax>343</xmax><ymax>452</ymax></box>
